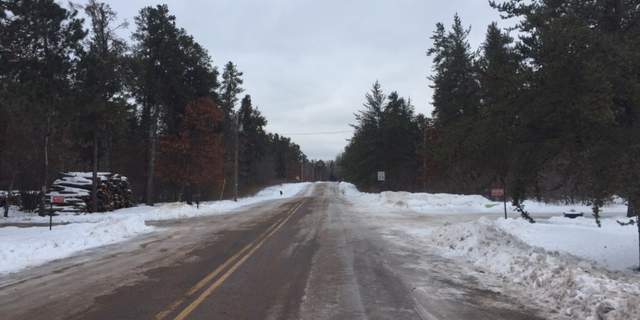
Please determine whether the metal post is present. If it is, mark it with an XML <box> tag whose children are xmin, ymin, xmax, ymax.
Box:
<box><xmin>234</xmin><ymin>111</ymin><xmax>239</xmax><ymax>202</ymax></box>
<box><xmin>503</xmin><ymin>182</ymin><xmax>508</xmax><ymax>220</ymax></box>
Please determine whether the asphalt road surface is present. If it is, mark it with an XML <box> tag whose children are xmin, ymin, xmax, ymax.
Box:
<box><xmin>0</xmin><ymin>183</ymin><xmax>546</xmax><ymax>319</ymax></box>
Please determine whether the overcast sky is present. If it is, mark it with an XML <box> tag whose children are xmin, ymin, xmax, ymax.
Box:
<box><xmin>104</xmin><ymin>0</ymin><xmax>514</xmax><ymax>160</ymax></box>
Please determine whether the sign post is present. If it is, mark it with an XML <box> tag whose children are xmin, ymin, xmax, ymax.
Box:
<box><xmin>50</xmin><ymin>196</ymin><xmax>65</xmax><ymax>230</ymax></box>
<box><xmin>491</xmin><ymin>189</ymin><xmax>507</xmax><ymax>219</ymax></box>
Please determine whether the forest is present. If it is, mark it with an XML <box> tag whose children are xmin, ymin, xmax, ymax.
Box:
<box><xmin>0</xmin><ymin>0</ymin><xmax>309</xmax><ymax>215</ymax></box>
<box><xmin>2</xmin><ymin>0</ymin><xmax>640</xmax><ymax>227</ymax></box>
<box><xmin>339</xmin><ymin>0</ymin><xmax>640</xmax><ymax>224</ymax></box>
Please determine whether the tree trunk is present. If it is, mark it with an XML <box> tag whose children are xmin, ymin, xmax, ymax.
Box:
<box><xmin>91</xmin><ymin>129</ymin><xmax>98</xmax><ymax>213</ymax></box>
<box><xmin>627</xmin><ymin>198</ymin><xmax>637</xmax><ymax>218</ymax></box>
<box><xmin>104</xmin><ymin>130</ymin><xmax>112</xmax><ymax>172</ymax></box>
<box><xmin>3</xmin><ymin>174</ymin><xmax>13</xmax><ymax>218</ymax></box>
<box><xmin>39</xmin><ymin>116</ymin><xmax>51</xmax><ymax>217</ymax></box>
<box><xmin>146</xmin><ymin>105</ymin><xmax>159</xmax><ymax>206</ymax></box>
<box><xmin>185</xmin><ymin>185</ymin><xmax>192</xmax><ymax>205</ymax></box>
<box><xmin>637</xmin><ymin>217</ymin><xmax>640</xmax><ymax>271</ymax></box>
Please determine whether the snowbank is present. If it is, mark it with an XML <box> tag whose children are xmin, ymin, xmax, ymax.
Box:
<box><xmin>1</xmin><ymin>182</ymin><xmax>311</xmax><ymax>224</ymax></box>
<box><xmin>339</xmin><ymin>182</ymin><xmax>639</xmax><ymax>319</ymax></box>
<box><xmin>0</xmin><ymin>182</ymin><xmax>311</xmax><ymax>275</ymax></box>
<box><xmin>339</xmin><ymin>182</ymin><xmax>496</xmax><ymax>213</ymax></box>
<box><xmin>338</xmin><ymin>182</ymin><xmax>627</xmax><ymax>215</ymax></box>
<box><xmin>0</xmin><ymin>216</ymin><xmax>153</xmax><ymax>274</ymax></box>
<box><xmin>428</xmin><ymin>218</ymin><xmax>640</xmax><ymax>320</ymax></box>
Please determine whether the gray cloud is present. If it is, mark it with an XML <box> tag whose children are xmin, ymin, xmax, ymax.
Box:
<box><xmin>105</xmin><ymin>0</ymin><xmax>513</xmax><ymax>160</ymax></box>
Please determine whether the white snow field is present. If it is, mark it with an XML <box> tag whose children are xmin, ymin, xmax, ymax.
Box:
<box><xmin>0</xmin><ymin>182</ymin><xmax>311</xmax><ymax>275</ymax></box>
<box><xmin>338</xmin><ymin>182</ymin><xmax>640</xmax><ymax>320</ymax></box>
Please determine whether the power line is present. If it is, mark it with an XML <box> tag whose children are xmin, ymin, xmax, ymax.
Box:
<box><xmin>280</xmin><ymin>130</ymin><xmax>353</xmax><ymax>136</ymax></box>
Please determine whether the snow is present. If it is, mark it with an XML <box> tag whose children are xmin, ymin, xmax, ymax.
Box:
<box><xmin>3</xmin><ymin>180</ymin><xmax>639</xmax><ymax>318</ymax></box>
<box><xmin>0</xmin><ymin>216</ymin><xmax>152</xmax><ymax>275</ymax></box>
<box><xmin>338</xmin><ymin>182</ymin><xmax>640</xmax><ymax>320</ymax></box>
<box><xmin>0</xmin><ymin>182</ymin><xmax>310</xmax><ymax>274</ymax></box>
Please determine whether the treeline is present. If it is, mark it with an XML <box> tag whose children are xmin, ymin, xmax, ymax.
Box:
<box><xmin>0</xmin><ymin>0</ymin><xmax>306</xmax><ymax>215</ymax></box>
<box><xmin>341</xmin><ymin>1</ymin><xmax>640</xmax><ymax>223</ymax></box>
<box><xmin>340</xmin><ymin>81</ymin><xmax>423</xmax><ymax>192</ymax></box>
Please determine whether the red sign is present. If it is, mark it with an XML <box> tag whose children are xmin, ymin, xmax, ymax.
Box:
<box><xmin>491</xmin><ymin>189</ymin><xmax>504</xmax><ymax>197</ymax></box>
<box><xmin>51</xmin><ymin>196</ymin><xmax>66</xmax><ymax>204</ymax></box>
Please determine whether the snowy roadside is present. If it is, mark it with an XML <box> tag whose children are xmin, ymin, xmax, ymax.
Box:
<box><xmin>338</xmin><ymin>182</ymin><xmax>640</xmax><ymax>320</ymax></box>
<box><xmin>0</xmin><ymin>182</ymin><xmax>311</xmax><ymax>275</ymax></box>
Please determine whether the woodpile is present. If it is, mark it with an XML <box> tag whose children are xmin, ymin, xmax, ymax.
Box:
<box><xmin>0</xmin><ymin>190</ymin><xmax>21</xmax><ymax>206</ymax></box>
<box><xmin>45</xmin><ymin>172</ymin><xmax>134</xmax><ymax>214</ymax></box>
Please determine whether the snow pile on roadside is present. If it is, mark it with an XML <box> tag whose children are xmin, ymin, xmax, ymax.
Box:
<box><xmin>1</xmin><ymin>182</ymin><xmax>311</xmax><ymax>224</ymax></box>
<box><xmin>0</xmin><ymin>182</ymin><xmax>310</xmax><ymax>275</ymax></box>
<box><xmin>0</xmin><ymin>216</ymin><xmax>153</xmax><ymax>274</ymax></box>
<box><xmin>339</xmin><ymin>182</ymin><xmax>499</xmax><ymax>213</ymax></box>
<box><xmin>338</xmin><ymin>182</ymin><xmax>627</xmax><ymax>215</ymax></box>
<box><xmin>428</xmin><ymin>217</ymin><xmax>640</xmax><ymax>320</ymax></box>
<box><xmin>498</xmin><ymin>217</ymin><xmax>639</xmax><ymax>272</ymax></box>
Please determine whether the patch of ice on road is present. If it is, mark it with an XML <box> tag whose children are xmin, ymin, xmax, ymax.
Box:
<box><xmin>0</xmin><ymin>216</ymin><xmax>153</xmax><ymax>274</ymax></box>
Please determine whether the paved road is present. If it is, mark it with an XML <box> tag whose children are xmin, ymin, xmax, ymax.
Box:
<box><xmin>0</xmin><ymin>183</ymin><xmax>546</xmax><ymax>319</ymax></box>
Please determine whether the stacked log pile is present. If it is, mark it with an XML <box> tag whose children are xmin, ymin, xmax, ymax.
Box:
<box><xmin>0</xmin><ymin>190</ymin><xmax>21</xmax><ymax>206</ymax></box>
<box><xmin>45</xmin><ymin>172</ymin><xmax>134</xmax><ymax>214</ymax></box>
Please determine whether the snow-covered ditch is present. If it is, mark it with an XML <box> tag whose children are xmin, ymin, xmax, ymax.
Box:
<box><xmin>338</xmin><ymin>182</ymin><xmax>640</xmax><ymax>320</ymax></box>
<box><xmin>0</xmin><ymin>182</ymin><xmax>311</xmax><ymax>274</ymax></box>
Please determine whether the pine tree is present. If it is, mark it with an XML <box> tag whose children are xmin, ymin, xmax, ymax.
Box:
<box><xmin>219</xmin><ymin>61</ymin><xmax>245</xmax><ymax>120</ymax></box>
<box><xmin>343</xmin><ymin>81</ymin><xmax>386</xmax><ymax>188</ymax></box>
<box><xmin>217</xmin><ymin>61</ymin><xmax>244</xmax><ymax>198</ymax></box>
<box><xmin>427</xmin><ymin>14</ymin><xmax>480</xmax><ymax>193</ymax></box>
<box><xmin>132</xmin><ymin>5</ymin><xmax>219</xmax><ymax>204</ymax></box>
<box><xmin>0</xmin><ymin>0</ymin><xmax>86</xmax><ymax>215</ymax></box>
<box><xmin>382</xmin><ymin>92</ymin><xmax>420</xmax><ymax>191</ymax></box>
<box><xmin>343</xmin><ymin>82</ymin><xmax>423</xmax><ymax>191</ymax></box>
<box><xmin>474</xmin><ymin>22</ymin><xmax>527</xmax><ymax>216</ymax></box>
<box><xmin>238</xmin><ymin>95</ymin><xmax>268</xmax><ymax>191</ymax></box>
<box><xmin>76</xmin><ymin>0</ymin><xmax>129</xmax><ymax>212</ymax></box>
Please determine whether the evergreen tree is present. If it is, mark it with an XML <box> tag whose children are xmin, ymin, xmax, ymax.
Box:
<box><xmin>382</xmin><ymin>93</ymin><xmax>421</xmax><ymax>191</ymax></box>
<box><xmin>427</xmin><ymin>14</ymin><xmax>480</xmax><ymax>193</ymax></box>
<box><xmin>217</xmin><ymin>61</ymin><xmax>244</xmax><ymax>198</ymax></box>
<box><xmin>132</xmin><ymin>5</ymin><xmax>180</xmax><ymax>205</ymax></box>
<box><xmin>76</xmin><ymin>0</ymin><xmax>130</xmax><ymax>212</ymax></box>
<box><xmin>132</xmin><ymin>5</ymin><xmax>219</xmax><ymax>204</ymax></box>
<box><xmin>0</xmin><ymin>0</ymin><xmax>86</xmax><ymax>215</ymax></box>
<box><xmin>474</xmin><ymin>22</ymin><xmax>530</xmax><ymax>218</ymax></box>
<box><xmin>343</xmin><ymin>82</ymin><xmax>423</xmax><ymax>191</ymax></box>
<box><xmin>343</xmin><ymin>81</ymin><xmax>386</xmax><ymax>188</ymax></box>
<box><xmin>238</xmin><ymin>94</ymin><xmax>268</xmax><ymax>191</ymax></box>
<box><xmin>219</xmin><ymin>61</ymin><xmax>245</xmax><ymax>120</ymax></box>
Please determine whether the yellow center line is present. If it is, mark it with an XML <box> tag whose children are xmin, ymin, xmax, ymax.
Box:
<box><xmin>154</xmin><ymin>199</ymin><xmax>307</xmax><ymax>320</ymax></box>
<box><xmin>155</xmin><ymin>218</ymin><xmax>283</xmax><ymax>320</ymax></box>
<box><xmin>172</xmin><ymin>199</ymin><xmax>307</xmax><ymax>320</ymax></box>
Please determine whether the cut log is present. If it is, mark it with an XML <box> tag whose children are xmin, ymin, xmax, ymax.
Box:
<box><xmin>46</xmin><ymin>172</ymin><xmax>134</xmax><ymax>214</ymax></box>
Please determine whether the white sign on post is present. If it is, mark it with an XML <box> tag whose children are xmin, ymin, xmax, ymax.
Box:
<box><xmin>377</xmin><ymin>171</ymin><xmax>385</xmax><ymax>181</ymax></box>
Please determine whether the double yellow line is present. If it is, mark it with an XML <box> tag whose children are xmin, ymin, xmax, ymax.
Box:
<box><xmin>155</xmin><ymin>199</ymin><xmax>308</xmax><ymax>320</ymax></box>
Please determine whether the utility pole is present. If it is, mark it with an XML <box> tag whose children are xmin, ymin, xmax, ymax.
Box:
<box><xmin>301</xmin><ymin>158</ymin><xmax>304</xmax><ymax>182</ymax></box>
<box><xmin>234</xmin><ymin>111</ymin><xmax>240</xmax><ymax>202</ymax></box>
